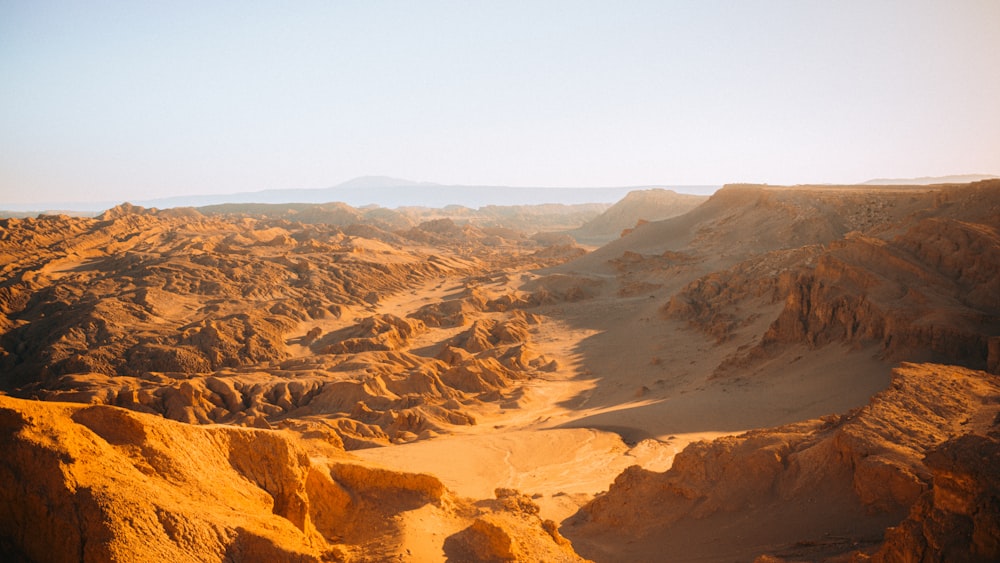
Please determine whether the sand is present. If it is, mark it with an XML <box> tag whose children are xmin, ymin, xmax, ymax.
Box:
<box><xmin>354</xmin><ymin>274</ymin><xmax>889</xmax><ymax>524</ymax></box>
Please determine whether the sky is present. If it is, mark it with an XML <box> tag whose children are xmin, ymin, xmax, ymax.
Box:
<box><xmin>2</xmin><ymin>0</ymin><xmax>1000</xmax><ymax>206</ymax></box>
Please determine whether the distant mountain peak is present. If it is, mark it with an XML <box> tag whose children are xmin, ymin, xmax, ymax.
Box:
<box><xmin>334</xmin><ymin>176</ymin><xmax>438</xmax><ymax>190</ymax></box>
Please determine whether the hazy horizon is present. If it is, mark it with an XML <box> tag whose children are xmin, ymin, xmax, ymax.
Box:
<box><xmin>0</xmin><ymin>175</ymin><xmax>724</xmax><ymax>213</ymax></box>
<box><xmin>3</xmin><ymin>1</ymin><xmax>1000</xmax><ymax>206</ymax></box>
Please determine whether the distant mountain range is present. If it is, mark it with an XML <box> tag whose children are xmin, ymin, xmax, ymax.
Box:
<box><xmin>862</xmin><ymin>174</ymin><xmax>999</xmax><ymax>185</ymax></box>
<box><xmin>0</xmin><ymin>176</ymin><xmax>721</xmax><ymax>215</ymax></box>
<box><xmin>8</xmin><ymin>174</ymin><xmax>999</xmax><ymax>216</ymax></box>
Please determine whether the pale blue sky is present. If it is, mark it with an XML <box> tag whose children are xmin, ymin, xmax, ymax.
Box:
<box><xmin>2</xmin><ymin>1</ymin><xmax>999</xmax><ymax>205</ymax></box>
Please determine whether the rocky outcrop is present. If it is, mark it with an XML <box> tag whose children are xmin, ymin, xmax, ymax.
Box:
<box><xmin>410</xmin><ymin>291</ymin><xmax>486</xmax><ymax>327</ymax></box>
<box><xmin>0</xmin><ymin>395</ymin><xmax>369</xmax><ymax>560</ymax></box>
<box><xmin>96</xmin><ymin>201</ymin><xmax>155</xmax><ymax>220</ymax></box>
<box><xmin>0</xmin><ymin>396</ymin><xmax>583</xmax><ymax>562</ymax></box>
<box><xmin>522</xmin><ymin>273</ymin><xmax>606</xmax><ymax>303</ymax></box>
<box><xmin>0</xmin><ymin>207</ymin><xmax>579</xmax><ymax>449</ymax></box>
<box><xmin>664</xmin><ymin>207</ymin><xmax>1000</xmax><ymax>375</ymax></box>
<box><xmin>873</xmin><ymin>432</ymin><xmax>1000</xmax><ymax>562</ymax></box>
<box><xmin>408</xmin><ymin>285</ymin><xmax>549</xmax><ymax>328</ymax></box>
<box><xmin>400</xmin><ymin>218</ymin><xmax>478</xmax><ymax>246</ymax></box>
<box><xmin>444</xmin><ymin>489</ymin><xmax>583</xmax><ymax>562</ymax></box>
<box><xmin>27</xmin><ymin>352</ymin><xmax>478</xmax><ymax>447</ymax></box>
<box><xmin>25</xmin><ymin>307</ymin><xmax>554</xmax><ymax>448</ymax></box>
<box><xmin>566</xmin><ymin>363</ymin><xmax>1000</xmax><ymax>561</ymax></box>
<box><xmin>320</xmin><ymin>314</ymin><xmax>425</xmax><ymax>354</ymax></box>
<box><xmin>892</xmin><ymin>217</ymin><xmax>1000</xmax><ymax>313</ymax></box>
<box><xmin>662</xmin><ymin>246</ymin><xmax>819</xmax><ymax>342</ymax></box>
<box><xmin>0</xmin><ymin>213</ymin><xmax>470</xmax><ymax>386</ymax></box>
<box><xmin>758</xmin><ymin>226</ymin><xmax>998</xmax><ymax>371</ymax></box>
<box><xmin>448</xmin><ymin>316</ymin><xmax>531</xmax><ymax>353</ymax></box>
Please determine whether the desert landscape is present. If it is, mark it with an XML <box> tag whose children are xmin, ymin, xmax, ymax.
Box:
<box><xmin>1</xmin><ymin>179</ymin><xmax>998</xmax><ymax>561</ymax></box>
<box><xmin>4</xmin><ymin>1</ymin><xmax>999</xmax><ymax>560</ymax></box>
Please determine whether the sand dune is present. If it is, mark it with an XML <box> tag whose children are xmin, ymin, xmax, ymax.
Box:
<box><xmin>1</xmin><ymin>180</ymin><xmax>998</xmax><ymax>561</ymax></box>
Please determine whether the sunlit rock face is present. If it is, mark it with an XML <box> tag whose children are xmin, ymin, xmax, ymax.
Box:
<box><xmin>874</xmin><ymin>433</ymin><xmax>1000</xmax><ymax>563</ymax></box>
<box><xmin>0</xmin><ymin>396</ymin><xmax>582</xmax><ymax>562</ymax></box>
<box><xmin>565</xmin><ymin>363</ymin><xmax>1000</xmax><ymax>561</ymax></box>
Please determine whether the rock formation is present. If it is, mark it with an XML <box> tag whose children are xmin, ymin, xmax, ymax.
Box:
<box><xmin>2</xmin><ymin>180</ymin><xmax>999</xmax><ymax>561</ymax></box>
<box><xmin>566</xmin><ymin>363</ymin><xmax>1000</xmax><ymax>561</ymax></box>
<box><xmin>655</xmin><ymin>181</ymin><xmax>1000</xmax><ymax>375</ymax></box>
<box><xmin>0</xmin><ymin>395</ymin><xmax>580</xmax><ymax>561</ymax></box>
<box><xmin>0</xmin><ymin>206</ymin><xmax>578</xmax><ymax>450</ymax></box>
<box><xmin>874</xmin><ymin>432</ymin><xmax>1000</xmax><ymax>562</ymax></box>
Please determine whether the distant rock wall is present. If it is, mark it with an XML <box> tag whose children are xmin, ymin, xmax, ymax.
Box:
<box><xmin>664</xmin><ymin>214</ymin><xmax>999</xmax><ymax>374</ymax></box>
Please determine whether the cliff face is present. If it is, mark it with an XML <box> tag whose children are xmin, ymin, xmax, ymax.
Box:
<box><xmin>760</xmin><ymin>219</ymin><xmax>998</xmax><ymax>371</ymax></box>
<box><xmin>0</xmin><ymin>395</ymin><xmax>583</xmax><ymax>562</ymax></box>
<box><xmin>565</xmin><ymin>363</ymin><xmax>1000</xmax><ymax>561</ymax></box>
<box><xmin>0</xmin><ymin>395</ymin><xmax>352</xmax><ymax>561</ymax></box>
<box><xmin>874</xmin><ymin>432</ymin><xmax>1000</xmax><ymax>563</ymax></box>
<box><xmin>660</xmin><ymin>183</ymin><xmax>1000</xmax><ymax>376</ymax></box>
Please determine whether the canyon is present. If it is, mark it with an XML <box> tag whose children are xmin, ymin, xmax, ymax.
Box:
<box><xmin>1</xmin><ymin>181</ymin><xmax>998</xmax><ymax>561</ymax></box>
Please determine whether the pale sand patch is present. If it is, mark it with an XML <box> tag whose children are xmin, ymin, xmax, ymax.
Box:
<box><xmin>355</xmin><ymin>427</ymin><xmax>725</xmax><ymax>523</ymax></box>
<box><xmin>395</xmin><ymin>503</ymin><xmax>467</xmax><ymax>562</ymax></box>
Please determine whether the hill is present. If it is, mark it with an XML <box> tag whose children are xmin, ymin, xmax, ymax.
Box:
<box><xmin>567</xmin><ymin>188</ymin><xmax>708</xmax><ymax>244</ymax></box>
